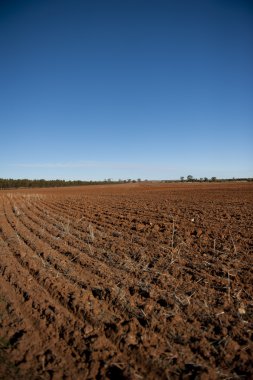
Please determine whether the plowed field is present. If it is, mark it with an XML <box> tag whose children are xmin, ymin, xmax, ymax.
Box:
<box><xmin>0</xmin><ymin>182</ymin><xmax>252</xmax><ymax>379</ymax></box>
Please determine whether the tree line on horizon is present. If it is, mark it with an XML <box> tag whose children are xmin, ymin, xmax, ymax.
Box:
<box><xmin>165</xmin><ymin>175</ymin><xmax>253</xmax><ymax>183</ymax></box>
<box><xmin>0</xmin><ymin>178</ymin><xmax>117</xmax><ymax>189</ymax></box>
<box><xmin>178</xmin><ymin>175</ymin><xmax>253</xmax><ymax>183</ymax></box>
<box><xmin>0</xmin><ymin>176</ymin><xmax>252</xmax><ymax>189</ymax></box>
<box><xmin>0</xmin><ymin>178</ymin><xmax>144</xmax><ymax>189</ymax></box>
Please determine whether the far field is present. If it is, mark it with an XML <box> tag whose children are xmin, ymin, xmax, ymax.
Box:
<box><xmin>0</xmin><ymin>182</ymin><xmax>252</xmax><ymax>379</ymax></box>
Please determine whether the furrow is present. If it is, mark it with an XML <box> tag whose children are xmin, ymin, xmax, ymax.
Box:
<box><xmin>1</xmin><ymin>198</ymin><xmax>166</xmax><ymax>377</ymax></box>
<box><xmin>0</xmin><ymin>241</ymin><xmax>94</xmax><ymax>378</ymax></box>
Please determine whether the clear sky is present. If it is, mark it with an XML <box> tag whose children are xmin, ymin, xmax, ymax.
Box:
<box><xmin>0</xmin><ymin>0</ymin><xmax>252</xmax><ymax>180</ymax></box>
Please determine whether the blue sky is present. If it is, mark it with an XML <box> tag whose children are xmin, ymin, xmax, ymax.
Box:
<box><xmin>0</xmin><ymin>0</ymin><xmax>252</xmax><ymax>180</ymax></box>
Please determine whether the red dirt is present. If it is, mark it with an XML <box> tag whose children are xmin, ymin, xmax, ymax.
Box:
<box><xmin>0</xmin><ymin>182</ymin><xmax>252</xmax><ymax>379</ymax></box>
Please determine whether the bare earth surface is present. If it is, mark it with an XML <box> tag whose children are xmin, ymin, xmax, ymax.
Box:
<box><xmin>0</xmin><ymin>182</ymin><xmax>252</xmax><ymax>379</ymax></box>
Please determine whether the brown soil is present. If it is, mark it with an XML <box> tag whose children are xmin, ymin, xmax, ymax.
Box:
<box><xmin>0</xmin><ymin>182</ymin><xmax>252</xmax><ymax>379</ymax></box>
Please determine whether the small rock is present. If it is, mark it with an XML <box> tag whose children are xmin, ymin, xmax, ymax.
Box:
<box><xmin>238</xmin><ymin>306</ymin><xmax>246</xmax><ymax>315</ymax></box>
<box><xmin>127</xmin><ymin>334</ymin><xmax>137</xmax><ymax>345</ymax></box>
<box><xmin>197</xmin><ymin>228</ymin><xmax>203</xmax><ymax>237</ymax></box>
<box><xmin>153</xmin><ymin>224</ymin><xmax>160</xmax><ymax>232</ymax></box>
<box><xmin>227</xmin><ymin>340</ymin><xmax>240</xmax><ymax>351</ymax></box>
<box><xmin>136</xmin><ymin>223</ymin><xmax>145</xmax><ymax>232</ymax></box>
<box><xmin>84</xmin><ymin>325</ymin><xmax>94</xmax><ymax>335</ymax></box>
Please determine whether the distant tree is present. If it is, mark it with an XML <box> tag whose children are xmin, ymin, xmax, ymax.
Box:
<box><xmin>211</xmin><ymin>176</ymin><xmax>217</xmax><ymax>181</ymax></box>
<box><xmin>187</xmin><ymin>175</ymin><xmax>194</xmax><ymax>181</ymax></box>
<box><xmin>137</xmin><ymin>178</ymin><xmax>141</xmax><ymax>182</ymax></box>
<box><xmin>180</xmin><ymin>176</ymin><xmax>184</xmax><ymax>182</ymax></box>
<box><xmin>204</xmin><ymin>177</ymin><xmax>208</xmax><ymax>182</ymax></box>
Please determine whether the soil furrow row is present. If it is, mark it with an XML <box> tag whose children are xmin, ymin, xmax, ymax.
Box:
<box><xmin>14</xmin><ymin>198</ymin><xmax>158</xmax><ymax>283</ymax></box>
<box><xmin>6</xmin><ymin>198</ymin><xmax>188</xmax><ymax>324</ymax></box>
<box><xmin>1</xmin><ymin>200</ymin><xmax>167</xmax><ymax>378</ymax></box>
<box><xmin>0</xmin><ymin>241</ymin><xmax>96</xmax><ymax>378</ymax></box>
<box><xmin>1</xmin><ymin>183</ymin><xmax>252</xmax><ymax>379</ymax></box>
